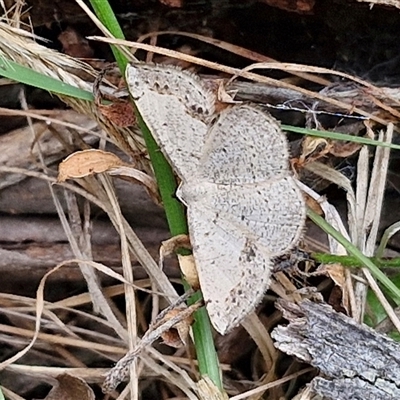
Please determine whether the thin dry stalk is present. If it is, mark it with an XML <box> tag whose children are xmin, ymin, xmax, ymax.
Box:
<box><xmin>137</xmin><ymin>30</ymin><xmax>330</xmax><ymax>86</ymax></box>
<box><xmin>52</xmin><ymin>189</ymin><xmax>128</xmax><ymax>341</ymax></box>
<box><xmin>298</xmin><ymin>180</ymin><xmax>357</xmax><ymax>314</ymax></box>
<box><xmin>354</xmin><ymin>124</ymin><xmax>400</xmax><ymax>331</ymax></box>
<box><xmin>89</xmin><ymin>36</ymin><xmax>399</xmax><ymax>127</ymax></box>
<box><xmin>0</xmin><ymin>21</ymin><xmax>149</xmax><ymax>170</ymax></box>
<box><xmin>0</xmin><ymin>256</ymin><xmax>143</xmax><ymax>371</ymax></box>
<box><xmin>0</xmin><ymin>166</ymin><xmax>179</xmax><ymax>302</ymax></box>
<box><xmin>304</xmin><ymin>161</ymin><xmax>357</xmax><ymax>238</ymax></box>
<box><xmin>230</xmin><ymin>367</ymin><xmax>314</xmax><ymax>400</ymax></box>
<box><xmin>104</xmin><ymin>294</ymin><xmax>199</xmax><ymax>392</ymax></box>
<box><xmin>0</xmin><ymin>386</ymin><xmax>25</xmax><ymax>400</ymax></box>
<box><xmin>99</xmin><ymin>173</ymin><xmax>139</xmax><ymax>399</ymax></box>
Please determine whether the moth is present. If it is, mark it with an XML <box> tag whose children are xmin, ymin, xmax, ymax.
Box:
<box><xmin>126</xmin><ymin>63</ymin><xmax>305</xmax><ymax>334</ymax></box>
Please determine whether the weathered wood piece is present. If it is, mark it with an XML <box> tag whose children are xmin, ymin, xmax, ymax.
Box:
<box><xmin>0</xmin><ymin>110</ymin><xmax>100</xmax><ymax>190</ymax></box>
<box><xmin>271</xmin><ymin>300</ymin><xmax>400</xmax><ymax>400</ymax></box>
<box><xmin>0</xmin><ymin>215</ymin><xmax>178</xmax><ymax>295</ymax></box>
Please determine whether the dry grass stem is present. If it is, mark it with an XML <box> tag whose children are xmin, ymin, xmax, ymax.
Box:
<box><xmin>104</xmin><ymin>297</ymin><xmax>200</xmax><ymax>392</ymax></box>
<box><xmin>137</xmin><ymin>30</ymin><xmax>330</xmax><ymax>86</ymax></box>
<box><xmin>2</xmin><ymin>6</ymin><xmax>400</xmax><ymax>398</ymax></box>
<box><xmin>98</xmin><ymin>173</ymin><xmax>139</xmax><ymax>398</ymax></box>
<box><xmin>230</xmin><ymin>367</ymin><xmax>314</xmax><ymax>400</ymax></box>
<box><xmin>89</xmin><ymin>36</ymin><xmax>399</xmax><ymax>127</ymax></box>
<box><xmin>304</xmin><ymin>162</ymin><xmax>357</xmax><ymax>234</ymax></box>
<box><xmin>0</xmin><ymin>21</ymin><xmax>149</xmax><ymax>169</ymax></box>
<box><xmin>0</xmin><ymin>165</ymin><xmax>179</xmax><ymax>301</ymax></box>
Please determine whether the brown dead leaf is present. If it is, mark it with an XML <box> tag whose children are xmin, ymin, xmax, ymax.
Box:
<box><xmin>258</xmin><ymin>0</ymin><xmax>315</xmax><ymax>13</ymax></box>
<box><xmin>178</xmin><ymin>253</ymin><xmax>200</xmax><ymax>289</ymax></box>
<box><xmin>317</xmin><ymin>264</ymin><xmax>346</xmax><ymax>289</ymax></box>
<box><xmin>161</xmin><ymin>234</ymin><xmax>191</xmax><ymax>254</ymax></box>
<box><xmin>97</xmin><ymin>99</ymin><xmax>136</xmax><ymax>127</ymax></box>
<box><xmin>160</xmin><ymin>307</ymin><xmax>193</xmax><ymax>347</ymax></box>
<box><xmin>315</xmin><ymin>263</ymin><xmax>349</xmax><ymax>313</ymax></box>
<box><xmin>299</xmin><ymin>136</ymin><xmax>331</xmax><ymax>165</ymax></box>
<box><xmin>93</xmin><ymin>63</ymin><xmax>136</xmax><ymax>127</ymax></box>
<box><xmin>160</xmin><ymin>235</ymin><xmax>200</xmax><ymax>288</ymax></box>
<box><xmin>295</xmin><ymin>128</ymin><xmax>361</xmax><ymax>167</ymax></box>
<box><xmin>57</xmin><ymin>149</ymin><xmax>125</xmax><ymax>182</ymax></box>
<box><xmin>304</xmin><ymin>191</ymin><xmax>324</xmax><ymax>215</ymax></box>
<box><xmin>159</xmin><ymin>0</ymin><xmax>183</xmax><ymax>7</ymax></box>
<box><xmin>329</xmin><ymin>140</ymin><xmax>362</xmax><ymax>158</ymax></box>
<box><xmin>58</xmin><ymin>27</ymin><xmax>94</xmax><ymax>58</ymax></box>
<box><xmin>45</xmin><ymin>374</ymin><xmax>94</xmax><ymax>400</ymax></box>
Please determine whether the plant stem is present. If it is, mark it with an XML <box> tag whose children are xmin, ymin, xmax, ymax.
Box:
<box><xmin>308</xmin><ymin>208</ymin><xmax>400</xmax><ymax>304</ymax></box>
<box><xmin>88</xmin><ymin>0</ymin><xmax>127</xmax><ymax>70</ymax></box>
<box><xmin>88</xmin><ymin>0</ymin><xmax>223</xmax><ymax>390</ymax></box>
<box><xmin>312</xmin><ymin>253</ymin><xmax>400</xmax><ymax>268</ymax></box>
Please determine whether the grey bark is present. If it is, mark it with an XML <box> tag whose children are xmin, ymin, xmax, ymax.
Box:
<box><xmin>271</xmin><ymin>300</ymin><xmax>400</xmax><ymax>400</ymax></box>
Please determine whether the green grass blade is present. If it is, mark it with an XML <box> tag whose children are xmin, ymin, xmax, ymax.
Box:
<box><xmin>312</xmin><ymin>253</ymin><xmax>400</xmax><ymax>268</ymax></box>
<box><xmin>307</xmin><ymin>208</ymin><xmax>400</xmax><ymax>304</ymax></box>
<box><xmin>87</xmin><ymin>0</ymin><xmax>223</xmax><ymax>390</ymax></box>
<box><xmin>0</xmin><ymin>55</ymin><xmax>93</xmax><ymax>101</ymax></box>
<box><xmin>282</xmin><ymin>124</ymin><xmax>400</xmax><ymax>150</ymax></box>
<box><xmin>312</xmin><ymin>251</ymin><xmax>400</xmax><ymax>327</ymax></box>
<box><xmin>88</xmin><ymin>0</ymin><xmax>127</xmax><ymax>70</ymax></box>
<box><xmin>186</xmin><ymin>289</ymin><xmax>221</xmax><ymax>384</ymax></box>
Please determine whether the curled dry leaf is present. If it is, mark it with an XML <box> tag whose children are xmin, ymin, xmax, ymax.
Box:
<box><xmin>304</xmin><ymin>191</ymin><xmax>324</xmax><ymax>215</ymax></box>
<box><xmin>178</xmin><ymin>254</ymin><xmax>200</xmax><ymax>289</ymax></box>
<box><xmin>295</xmin><ymin>136</ymin><xmax>332</xmax><ymax>169</ymax></box>
<box><xmin>294</xmin><ymin>135</ymin><xmax>362</xmax><ymax>171</ymax></box>
<box><xmin>45</xmin><ymin>374</ymin><xmax>95</xmax><ymax>400</ymax></box>
<box><xmin>108</xmin><ymin>165</ymin><xmax>160</xmax><ymax>203</ymax></box>
<box><xmin>160</xmin><ymin>235</ymin><xmax>200</xmax><ymax>288</ymax></box>
<box><xmin>160</xmin><ymin>307</ymin><xmax>194</xmax><ymax>347</ymax></box>
<box><xmin>57</xmin><ymin>149</ymin><xmax>125</xmax><ymax>182</ymax></box>
<box><xmin>329</xmin><ymin>140</ymin><xmax>362</xmax><ymax>158</ymax></box>
<box><xmin>161</xmin><ymin>234</ymin><xmax>191</xmax><ymax>254</ymax></box>
<box><xmin>93</xmin><ymin>63</ymin><xmax>136</xmax><ymax>127</ymax></box>
<box><xmin>316</xmin><ymin>264</ymin><xmax>346</xmax><ymax>289</ymax></box>
<box><xmin>315</xmin><ymin>263</ymin><xmax>349</xmax><ymax>312</ymax></box>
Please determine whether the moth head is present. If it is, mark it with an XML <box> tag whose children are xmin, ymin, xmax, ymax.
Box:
<box><xmin>125</xmin><ymin>64</ymin><xmax>146</xmax><ymax>99</ymax></box>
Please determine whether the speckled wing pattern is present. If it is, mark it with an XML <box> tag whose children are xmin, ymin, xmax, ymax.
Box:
<box><xmin>126</xmin><ymin>64</ymin><xmax>306</xmax><ymax>334</ymax></box>
<box><xmin>126</xmin><ymin>63</ymin><xmax>215</xmax><ymax>181</ymax></box>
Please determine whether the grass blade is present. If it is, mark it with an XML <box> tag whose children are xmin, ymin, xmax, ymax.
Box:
<box><xmin>0</xmin><ymin>55</ymin><xmax>93</xmax><ymax>101</ymax></box>
<box><xmin>282</xmin><ymin>124</ymin><xmax>400</xmax><ymax>150</ymax></box>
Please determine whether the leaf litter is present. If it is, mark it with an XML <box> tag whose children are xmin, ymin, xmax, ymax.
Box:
<box><xmin>2</xmin><ymin>3</ymin><xmax>400</xmax><ymax>400</ymax></box>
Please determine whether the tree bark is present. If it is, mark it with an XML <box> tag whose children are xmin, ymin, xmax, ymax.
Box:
<box><xmin>272</xmin><ymin>300</ymin><xmax>400</xmax><ymax>400</ymax></box>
